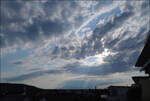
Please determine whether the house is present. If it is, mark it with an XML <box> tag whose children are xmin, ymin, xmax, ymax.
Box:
<box><xmin>0</xmin><ymin>94</ymin><xmax>32</xmax><ymax>101</ymax></box>
<box><xmin>133</xmin><ymin>30</ymin><xmax>150</xmax><ymax>101</ymax></box>
<box><xmin>107</xmin><ymin>86</ymin><xmax>129</xmax><ymax>101</ymax></box>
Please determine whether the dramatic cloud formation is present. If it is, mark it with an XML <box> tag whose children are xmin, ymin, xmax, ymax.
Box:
<box><xmin>1</xmin><ymin>0</ymin><xmax>149</xmax><ymax>89</ymax></box>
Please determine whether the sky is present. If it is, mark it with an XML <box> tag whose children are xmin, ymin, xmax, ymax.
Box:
<box><xmin>0</xmin><ymin>0</ymin><xmax>150</xmax><ymax>89</ymax></box>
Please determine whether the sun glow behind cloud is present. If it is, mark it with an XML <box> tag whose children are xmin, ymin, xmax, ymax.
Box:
<box><xmin>81</xmin><ymin>48</ymin><xmax>117</xmax><ymax>66</ymax></box>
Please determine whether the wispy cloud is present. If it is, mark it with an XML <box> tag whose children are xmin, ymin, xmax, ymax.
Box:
<box><xmin>5</xmin><ymin>69</ymin><xmax>64</xmax><ymax>82</ymax></box>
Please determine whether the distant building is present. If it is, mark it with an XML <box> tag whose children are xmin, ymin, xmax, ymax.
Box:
<box><xmin>107</xmin><ymin>86</ymin><xmax>129</xmax><ymax>101</ymax></box>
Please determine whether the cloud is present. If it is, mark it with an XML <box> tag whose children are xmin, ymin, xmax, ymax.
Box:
<box><xmin>5</xmin><ymin>69</ymin><xmax>64</xmax><ymax>82</ymax></box>
<box><xmin>62</xmin><ymin>59</ymin><xmax>132</xmax><ymax>76</ymax></box>
<box><xmin>5</xmin><ymin>0</ymin><xmax>149</xmax><ymax>72</ymax></box>
<box><xmin>0</xmin><ymin>0</ymin><xmax>89</xmax><ymax>48</ymax></box>
<box><xmin>50</xmin><ymin>0</ymin><xmax>149</xmax><ymax>77</ymax></box>
<box><xmin>59</xmin><ymin>79</ymin><xmax>124</xmax><ymax>89</ymax></box>
<box><xmin>45</xmin><ymin>1</ymin><xmax>149</xmax><ymax>60</ymax></box>
<box><xmin>12</xmin><ymin>61</ymin><xmax>24</xmax><ymax>65</ymax></box>
<box><xmin>71</xmin><ymin>10</ymin><xmax>133</xmax><ymax>59</ymax></box>
<box><xmin>1</xmin><ymin>0</ymin><xmax>150</xmax><ymax>89</ymax></box>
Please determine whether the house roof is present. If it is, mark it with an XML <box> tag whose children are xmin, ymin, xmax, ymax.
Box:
<box><xmin>135</xmin><ymin>31</ymin><xmax>150</xmax><ymax>67</ymax></box>
<box><xmin>132</xmin><ymin>76</ymin><xmax>149</xmax><ymax>84</ymax></box>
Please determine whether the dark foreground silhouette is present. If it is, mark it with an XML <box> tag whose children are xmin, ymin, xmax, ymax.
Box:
<box><xmin>0</xmin><ymin>83</ymin><xmax>108</xmax><ymax>101</ymax></box>
<box><xmin>0</xmin><ymin>83</ymin><xmax>143</xmax><ymax>101</ymax></box>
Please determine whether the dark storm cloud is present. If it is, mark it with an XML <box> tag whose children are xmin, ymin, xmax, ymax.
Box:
<box><xmin>141</xmin><ymin>1</ymin><xmax>150</xmax><ymax>9</ymax></box>
<box><xmin>5</xmin><ymin>69</ymin><xmax>63</xmax><ymax>81</ymax></box>
<box><xmin>63</xmin><ymin>30</ymin><xmax>149</xmax><ymax>76</ymax></box>
<box><xmin>63</xmin><ymin>59</ymin><xmax>132</xmax><ymax>76</ymax></box>
<box><xmin>104</xmin><ymin>26</ymin><xmax>149</xmax><ymax>52</ymax></box>
<box><xmin>50</xmin><ymin>0</ymin><xmax>149</xmax><ymax>61</ymax></box>
<box><xmin>140</xmin><ymin>1</ymin><xmax>150</xmax><ymax>18</ymax></box>
<box><xmin>68</xmin><ymin>10</ymin><xmax>134</xmax><ymax>59</ymax></box>
<box><xmin>62</xmin><ymin>47</ymin><xmax>141</xmax><ymax>76</ymax></box>
<box><xmin>1</xmin><ymin>0</ymin><xmax>150</xmax><ymax>84</ymax></box>
<box><xmin>60</xmin><ymin>1</ymin><xmax>150</xmax><ymax>76</ymax></box>
<box><xmin>0</xmin><ymin>0</ymin><xmax>81</xmax><ymax>48</ymax></box>
<box><xmin>90</xmin><ymin>11</ymin><xmax>133</xmax><ymax>43</ymax></box>
<box><xmin>101</xmin><ymin>27</ymin><xmax>149</xmax><ymax>74</ymax></box>
<box><xmin>46</xmin><ymin>0</ymin><xmax>149</xmax><ymax>61</ymax></box>
<box><xmin>77</xmin><ymin>0</ymin><xmax>149</xmax><ymax>60</ymax></box>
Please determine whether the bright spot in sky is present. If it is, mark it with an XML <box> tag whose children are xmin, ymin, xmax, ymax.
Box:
<box><xmin>82</xmin><ymin>48</ymin><xmax>116</xmax><ymax>66</ymax></box>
